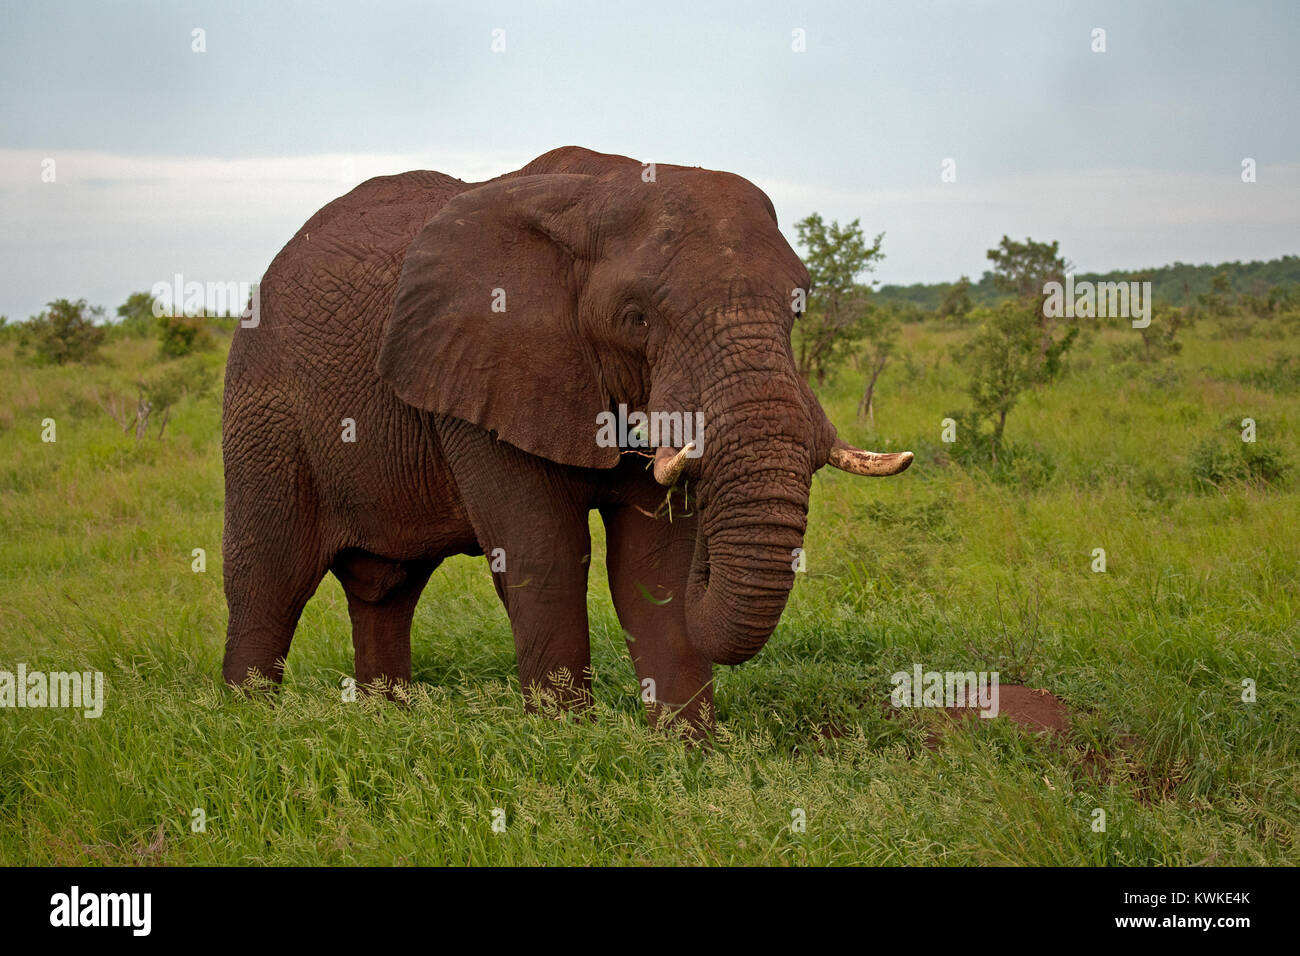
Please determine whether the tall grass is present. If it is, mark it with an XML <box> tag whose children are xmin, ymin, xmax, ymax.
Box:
<box><xmin>0</xmin><ymin>318</ymin><xmax>1296</xmax><ymax>865</ymax></box>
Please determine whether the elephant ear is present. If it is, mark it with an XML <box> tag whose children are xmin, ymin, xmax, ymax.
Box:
<box><xmin>378</xmin><ymin>174</ymin><xmax>619</xmax><ymax>470</ymax></box>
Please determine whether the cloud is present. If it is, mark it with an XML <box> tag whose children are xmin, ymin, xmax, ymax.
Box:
<box><xmin>0</xmin><ymin>148</ymin><xmax>528</xmax><ymax>317</ymax></box>
<box><xmin>1</xmin><ymin>149</ymin><xmax>1296</xmax><ymax>318</ymax></box>
<box><xmin>756</xmin><ymin>164</ymin><xmax>1300</xmax><ymax>283</ymax></box>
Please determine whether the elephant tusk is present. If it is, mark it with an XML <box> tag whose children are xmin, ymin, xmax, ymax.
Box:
<box><xmin>653</xmin><ymin>442</ymin><xmax>696</xmax><ymax>486</ymax></box>
<box><xmin>827</xmin><ymin>439</ymin><xmax>914</xmax><ymax>476</ymax></box>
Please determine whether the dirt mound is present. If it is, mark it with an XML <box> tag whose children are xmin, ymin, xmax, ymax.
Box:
<box><xmin>918</xmin><ymin>684</ymin><xmax>1070</xmax><ymax>747</ymax></box>
<box><xmin>814</xmin><ymin>685</ymin><xmax>1074</xmax><ymax>749</ymax></box>
<box><xmin>948</xmin><ymin>684</ymin><xmax>1070</xmax><ymax>733</ymax></box>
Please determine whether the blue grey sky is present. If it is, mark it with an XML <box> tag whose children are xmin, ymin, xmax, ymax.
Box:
<box><xmin>1</xmin><ymin>0</ymin><xmax>1297</xmax><ymax>320</ymax></box>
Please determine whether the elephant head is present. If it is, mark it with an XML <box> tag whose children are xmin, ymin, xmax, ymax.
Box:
<box><xmin>378</xmin><ymin>147</ymin><xmax>911</xmax><ymax>666</ymax></box>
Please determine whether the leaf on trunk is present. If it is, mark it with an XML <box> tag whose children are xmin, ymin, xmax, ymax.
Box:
<box><xmin>634</xmin><ymin>582</ymin><xmax>673</xmax><ymax>606</ymax></box>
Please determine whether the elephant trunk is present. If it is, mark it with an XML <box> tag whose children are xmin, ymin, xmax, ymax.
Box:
<box><xmin>680</xmin><ymin>337</ymin><xmax>815</xmax><ymax>666</ymax></box>
<box><xmin>684</xmin><ymin>498</ymin><xmax>808</xmax><ymax>665</ymax></box>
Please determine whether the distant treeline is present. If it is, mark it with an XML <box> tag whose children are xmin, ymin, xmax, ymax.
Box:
<box><xmin>876</xmin><ymin>254</ymin><xmax>1300</xmax><ymax>311</ymax></box>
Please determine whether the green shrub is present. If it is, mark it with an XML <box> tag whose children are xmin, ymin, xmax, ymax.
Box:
<box><xmin>156</xmin><ymin>311</ymin><xmax>212</xmax><ymax>358</ymax></box>
<box><xmin>1189</xmin><ymin>438</ymin><xmax>1287</xmax><ymax>490</ymax></box>
<box><xmin>1235</xmin><ymin>353</ymin><xmax>1300</xmax><ymax>393</ymax></box>
<box><xmin>21</xmin><ymin>298</ymin><xmax>107</xmax><ymax>365</ymax></box>
<box><xmin>1241</xmin><ymin>442</ymin><xmax>1288</xmax><ymax>485</ymax></box>
<box><xmin>939</xmin><ymin>407</ymin><xmax>1055</xmax><ymax>489</ymax></box>
<box><xmin>1137</xmin><ymin>305</ymin><xmax>1185</xmax><ymax>361</ymax></box>
<box><xmin>1188</xmin><ymin>439</ymin><xmax>1238</xmax><ymax>488</ymax></box>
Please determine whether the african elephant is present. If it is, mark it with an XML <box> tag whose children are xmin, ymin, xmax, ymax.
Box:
<box><xmin>221</xmin><ymin>145</ymin><xmax>911</xmax><ymax>734</ymax></box>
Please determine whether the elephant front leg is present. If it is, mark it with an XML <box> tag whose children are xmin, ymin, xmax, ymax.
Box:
<box><xmin>438</xmin><ymin>419</ymin><xmax>595</xmax><ymax>714</ymax></box>
<box><xmin>490</xmin><ymin>518</ymin><xmax>594</xmax><ymax>712</ymax></box>
<box><xmin>601</xmin><ymin>496</ymin><xmax>714</xmax><ymax>738</ymax></box>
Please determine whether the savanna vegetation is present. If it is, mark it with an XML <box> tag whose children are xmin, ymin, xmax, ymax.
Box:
<box><xmin>1</xmin><ymin>239</ymin><xmax>1297</xmax><ymax>865</ymax></box>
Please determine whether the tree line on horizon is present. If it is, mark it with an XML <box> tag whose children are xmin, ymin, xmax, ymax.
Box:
<box><xmin>875</xmin><ymin>253</ymin><xmax>1300</xmax><ymax>313</ymax></box>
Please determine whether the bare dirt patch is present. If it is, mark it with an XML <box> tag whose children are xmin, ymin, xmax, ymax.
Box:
<box><xmin>821</xmin><ymin>684</ymin><xmax>1075</xmax><ymax>749</ymax></box>
<box><xmin>923</xmin><ymin>684</ymin><xmax>1070</xmax><ymax>746</ymax></box>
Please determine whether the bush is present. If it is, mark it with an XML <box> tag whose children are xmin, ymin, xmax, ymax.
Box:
<box><xmin>936</xmin><ymin>408</ymin><xmax>1055</xmax><ymax>489</ymax></box>
<box><xmin>1241</xmin><ymin>443</ymin><xmax>1288</xmax><ymax>485</ymax></box>
<box><xmin>1189</xmin><ymin>438</ymin><xmax>1287</xmax><ymax>490</ymax></box>
<box><xmin>1235</xmin><ymin>353</ymin><xmax>1300</xmax><ymax>392</ymax></box>
<box><xmin>954</xmin><ymin>436</ymin><xmax>1056</xmax><ymax>489</ymax></box>
<box><xmin>156</xmin><ymin>311</ymin><xmax>212</xmax><ymax>358</ymax></box>
<box><xmin>1210</xmin><ymin>314</ymin><xmax>1256</xmax><ymax>340</ymax></box>
<box><xmin>1139</xmin><ymin>305</ymin><xmax>1185</xmax><ymax>360</ymax></box>
<box><xmin>21</xmin><ymin>298</ymin><xmax>107</xmax><ymax>365</ymax></box>
<box><xmin>1188</xmin><ymin>439</ymin><xmax>1237</xmax><ymax>488</ymax></box>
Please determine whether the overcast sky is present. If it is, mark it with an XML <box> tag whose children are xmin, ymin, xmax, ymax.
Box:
<box><xmin>1</xmin><ymin>0</ymin><xmax>1297</xmax><ymax>320</ymax></box>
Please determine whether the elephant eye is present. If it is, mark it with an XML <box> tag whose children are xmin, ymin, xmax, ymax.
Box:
<box><xmin>622</xmin><ymin>307</ymin><xmax>647</xmax><ymax>328</ymax></box>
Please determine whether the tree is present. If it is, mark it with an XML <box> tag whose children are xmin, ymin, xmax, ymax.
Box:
<box><xmin>1139</xmin><ymin>305</ymin><xmax>1185</xmax><ymax>361</ymax></box>
<box><xmin>115</xmin><ymin>291</ymin><xmax>158</xmax><ymax>338</ymax></box>
<box><xmin>23</xmin><ymin>298</ymin><xmax>106</xmax><ymax>365</ymax></box>
<box><xmin>856</xmin><ymin>305</ymin><xmax>900</xmax><ymax>423</ymax></box>
<box><xmin>1200</xmin><ymin>270</ymin><xmax>1232</xmax><ymax>318</ymax></box>
<box><xmin>1266</xmin><ymin>283</ymin><xmax>1296</xmax><ymax>315</ymax></box>
<box><xmin>792</xmin><ymin>213</ymin><xmax>885</xmax><ymax>386</ymax></box>
<box><xmin>937</xmin><ymin>276</ymin><xmax>973</xmax><ymax>322</ymax></box>
<box><xmin>983</xmin><ymin>235</ymin><xmax>1075</xmax><ymax>380</ymax></box>
<box><xmin>956</xmin><ymin>300</ymin><xmax>1040</xmax><ymax>462</ymax></box>
<box><xmin>984</xmin><ymin>235</ymin><xmax>1068</xmax><ymax>300</ymax></box>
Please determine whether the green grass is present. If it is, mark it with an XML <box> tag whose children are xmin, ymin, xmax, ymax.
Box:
<box><xmin>0</xmin><ymin>319</ymin><xmax>1297</xmax><ymax>865</ymax></box>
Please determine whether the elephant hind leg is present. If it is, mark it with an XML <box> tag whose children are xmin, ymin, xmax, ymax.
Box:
<box><xmin>332</xmin><ymin>550</ymin><xmax>436</xmax><ymax>694</ymax></box>
<box><xmin>222</xmin><ymin>533</ymin><xmax>329</xmax><ymax>689</ymax></box>
<box><xmin>222</xmin><ymin>427</ymin><xmax>329</xmax><ymax>688</ymax></box>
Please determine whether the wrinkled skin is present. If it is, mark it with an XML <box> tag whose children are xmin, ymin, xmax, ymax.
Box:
<box><xmin>222</xmin><ymin>146</ymin><xmax>909</xmax><ymax>735</ymax></box>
